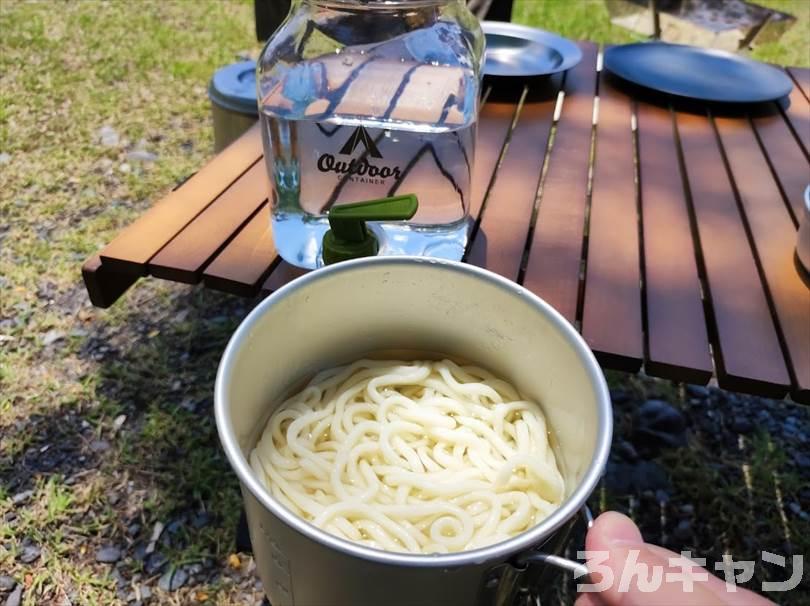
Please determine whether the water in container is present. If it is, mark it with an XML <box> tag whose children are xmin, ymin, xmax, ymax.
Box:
<box><xmin>257</xmin><ymin>0</ymin><xmax>485</xmax><ymax>268</ymax></box>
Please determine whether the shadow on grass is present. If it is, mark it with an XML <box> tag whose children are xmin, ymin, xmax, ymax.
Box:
<box><xmin>0</xmin><ymin>404</ymin><xmax>103</xmax><ymax>495</ymax></box>
<box><xmin>34</xmin><ymin>285</ymin><xmax>270</xmax><ymax>593</ymax></box>
<box><xmin>87</xmin><ymin>286</ymin><xmax>257</xmax><ymax>547</ymax></box>
<box><xmin>0</xmin><ymin>282</ymin><xmax>270</xmax><ymax>602</ymax></box>
<box><xmin>2</xmin><ymin>282</ymin><xmax>807</xmax><ymax>604</ymax></box>
<box><xmin>596</xmin><ymin>380</ymin><xmax>810</xmax><ymax>604</ymax></box>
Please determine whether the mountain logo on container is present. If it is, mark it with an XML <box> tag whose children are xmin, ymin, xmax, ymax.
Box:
<box><xmin>316</xmin><ymin>124</ymin><xmax>400</xmax><ymax>183</ymax></box>
<box><xmin>338</xmin><ymin>125</ymin><xmax>382</xmax><ymax>158</ymax></box>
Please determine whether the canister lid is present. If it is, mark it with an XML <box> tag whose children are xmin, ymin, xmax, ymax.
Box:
<box><xmin>208</xmin><ymin>60</ymin><xmax>258</xmax><ymax>116</ymax></box>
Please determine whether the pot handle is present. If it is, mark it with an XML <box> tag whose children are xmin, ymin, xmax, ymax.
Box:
<box><xmin>514</xmin><ymin>506</ymin><xmax>594</xmax><ymax>581</ymax></box>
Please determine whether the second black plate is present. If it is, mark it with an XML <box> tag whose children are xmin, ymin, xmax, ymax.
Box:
<box><xmin>604</xmin><ymin>42</ymin><xmax>793</xmax><ymax>103</ymax></box>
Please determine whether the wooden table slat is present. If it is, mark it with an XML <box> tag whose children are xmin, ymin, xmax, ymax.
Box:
<box><xmin>147</xmin><ymin>160</ymin><xmax>268</xmax><ymax>282</ymax></box>
<box><xmin>81</xmin><ymin>255</ymin><xmax>140</xmax><ymax>308</ymax></box>
<box><xmin>782</xmin><ymin>76</ymin><xmax>810</xmax><ymax>156</ymax></box>
<box><xmin>580</xmin><ymin>62</ymin><xmax>643</xmax><ymax>371</ymax></box>
<box><xmin>676</xmin><ymin>111</ymin><xmax>790</xmax><ymax>397</ymax></box>
<box><xmin>751</xmin><ymin>108</ymin><xmax>810</xmax><ymax>224</ymax></box>
<box><xmin>787</xmin><ymin>67</ymin><xmax>810</xmax><ymax>102</ymax></box>
<box><xmin>522</xmin><ymin>43</ymin><xmax>599</xmax><ymax>325</ymax></box>
<box><xmin>262</xmin><ymin>260</ymin><xmax>310</xmax><ymax>293</ymax></box>
<box><xmin>99</xmin><ymin>124</ymin><xmax>263</xmax><ymax>274</ymax></box>
<box><xmin>468</xmin><ymin>100</ymin><xmax>520</xmax><ymax>220</ymax></box>
<box><xmin>466</xmin><ymin>84</ymin><xmax>559</xmax><ymax>281</ymax></box>
<box><xmin>636</xmin><ymin>101</ymin><xmax>712</xmax><ymax>384</ymax></box>
<box><xmin>203</xmin><ymin>202</ymin><xmax>278</xmax><ymax>296</ymax></box>
<box><xmin>714</xmin><ymin>116</ymin><xmax>810</xmax><ymax>403</ymax></box>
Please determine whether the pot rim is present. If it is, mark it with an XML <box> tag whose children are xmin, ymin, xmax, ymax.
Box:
<box><xmin>214</xmin><ymin>256</ymin><xmax>612</xmax><ymax>567</ymax></box>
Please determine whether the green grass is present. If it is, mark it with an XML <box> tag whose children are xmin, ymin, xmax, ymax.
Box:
<box><xmin>746</xmin><ymin>0</ymin><xmax>810</xmax><ymax>66</ymax></box>
<box><xmin>0</xmin><ymin>1</ymin><xmax>263</xmax><ymax>603</ymax></box>
<box><xmin>659</xmin><ymin>432</ymin><xmax>806</xmax><ymax>559</ymax></box>
<box><xmin>513</xmin><ymin>0</ymin><xmax>810</xmax><ymax>67</ymax></box>
<box><xmin>513</xmin><ymin>0</ymin><xmax>645</xmax><ymax>45</ymax></box>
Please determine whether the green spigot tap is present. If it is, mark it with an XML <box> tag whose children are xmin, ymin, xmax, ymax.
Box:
<box><xmin>322</xmin><ymin>194</ymin><xmax>418</xmax><ymax>265</ymax></box>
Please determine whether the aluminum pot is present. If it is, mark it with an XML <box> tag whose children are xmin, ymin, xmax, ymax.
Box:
<box><xmin>215</xmin><ymin>257</ymin><xmax>612</xmax><ymax>606</ymax></box>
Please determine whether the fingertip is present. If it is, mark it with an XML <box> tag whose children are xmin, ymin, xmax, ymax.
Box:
<box><xmin>574</xmin><ymin>592</ymin><xmax>604</xmax><ymax>606</ymax></box>
<box><xmin>586</xmin><ymin>511</ymin><xmax>644</xmax><ymax>551</ymax></box>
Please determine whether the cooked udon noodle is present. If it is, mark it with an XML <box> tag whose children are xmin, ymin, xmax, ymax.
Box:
<box><xmin>250</xmin><ymin>359</ymin><xmax>564</xmax><ymax>554</ymax></box>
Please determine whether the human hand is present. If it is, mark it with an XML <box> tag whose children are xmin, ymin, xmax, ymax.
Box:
<box><xmin>575</xmin><ymin>512</ymin><xmax>773</xmax><ymax>606</ymax></box>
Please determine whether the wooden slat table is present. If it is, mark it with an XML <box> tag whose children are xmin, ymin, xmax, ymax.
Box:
<box><xmin>83</xmin><ymin>45</ymin><xmax>810</xmax><ymax>403</ymax></box>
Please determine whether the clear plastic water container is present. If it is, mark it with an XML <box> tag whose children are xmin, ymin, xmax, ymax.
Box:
<box><xmin>257</xmin><ymin>0</ymin><xmax>485</xmax><ymax>268</ymax></box>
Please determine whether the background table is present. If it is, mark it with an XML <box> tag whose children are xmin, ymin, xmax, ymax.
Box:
<box><xmin>83</xmin><ymin>43</ymin><xmax>810</xmax><ymax>403</ymax></box>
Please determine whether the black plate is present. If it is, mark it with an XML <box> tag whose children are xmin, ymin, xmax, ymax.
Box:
<box><xmin>482</xmin><ymin>22</ymin><xmax>582</xmax><ymax>77</ymax></box>
<box><xmin>604</xmin><ymin>42</ymin><xmax>793</xmax><ymax>103</ymax></box>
